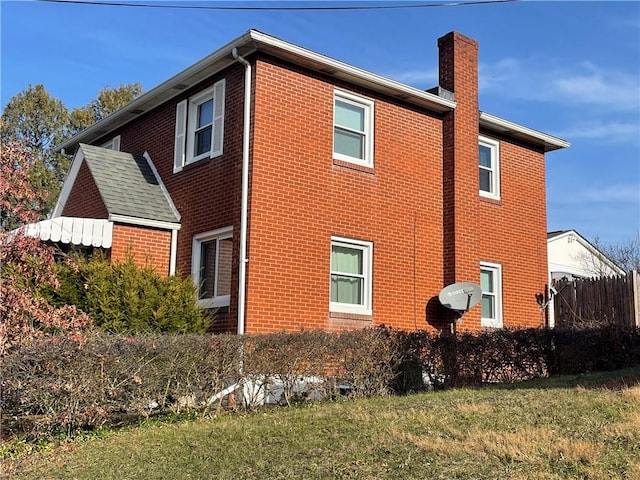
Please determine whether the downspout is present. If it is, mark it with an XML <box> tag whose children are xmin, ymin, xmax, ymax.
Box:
<box><xmin>232</xmin><ymin>47</ymin><xmax>251</xmax><ymax>336</ymax></box>
<box><xmin>169</xmin><ymin>229</ymin><xmax>178</xmax><ymax>275</ymax></box>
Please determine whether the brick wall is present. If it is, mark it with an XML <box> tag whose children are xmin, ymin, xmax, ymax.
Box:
<box><xmin>77</xmin><ymin>32</ymin><xmax>550</xmax><ymax>334</ymax></box>
<box><xmin>477</xmin><ymin>134</ymin><xmax>548</xmax><ymax>329</ymax></box>
<box><xmin>61</xmin><ymin>161</ymin><xmax>109</xmax><ymax>219</ymax></box>
<box><xmin>111</xmin><ymin>224</ymin><xmax>172</xmax><ymax>276</ymax></box>
<box><xmin>110</xmin><ymin>63</ymin><xmax>247</xmax><ymax>333</ymax></box>
<box><xmin>438</xmin><ymin>32</ymin><xmax>548</xmax><ymax>331</ymax></box>
<box><xmin>245</xmin><ymin>55</ymin><xmax>444</xmax><ymax>334</ymax></box>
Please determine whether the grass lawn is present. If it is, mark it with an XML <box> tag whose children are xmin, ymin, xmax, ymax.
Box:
<box><xmin>4</xmin><ymin>368</ymin><xmax>640</xmax><ymax>479</ymax></box>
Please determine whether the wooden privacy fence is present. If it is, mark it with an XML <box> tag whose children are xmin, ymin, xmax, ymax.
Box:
<box><xmin>553</xmin><ymin>271</ymin><xmax>640</xmax><ymax>328</ymax></box>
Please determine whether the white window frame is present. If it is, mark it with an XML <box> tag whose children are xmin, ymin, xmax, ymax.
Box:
<box><xmin>174</xmin><ymin>79</ymin><xmax>226</xmax><ymax>173</ymax></box>
<box><xmin>479</xmin><ymin>135</ymin><xmax>500</xmax><ymax>200</ymax></box>
<box><xmin>480</xmin><ymin>261</ymin><xmax>503</xmax><ymax>328</ymax></box>
<box><xmin>101</xmin><ymin>135</ymin><xmax>121</xmax><ymax>151</ymax></box>
<box><xmin>330</xmin><ymin>236</ymin><xmax>373</xmax><ymax>315</ymax></box>
<box><xmin>333</xmin><ymin>90</ymin><xmax>374</xmax><ymax>168</ymax></box>
<box><xmin>192</xmin><ymin>226</ymin><xmax>233</xmax><ymax>308</ymax></box>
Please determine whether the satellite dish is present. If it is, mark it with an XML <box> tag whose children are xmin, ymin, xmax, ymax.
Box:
<box><xmin>438</xmin><ymin>282</ymin><xmax>482</xmax><ymax>315</ymax></box>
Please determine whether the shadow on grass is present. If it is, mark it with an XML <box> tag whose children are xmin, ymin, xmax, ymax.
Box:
<box><xmin>491</xmin><ymin>366</ymin><xmax>640</xmax><ymax>392</ymax></box>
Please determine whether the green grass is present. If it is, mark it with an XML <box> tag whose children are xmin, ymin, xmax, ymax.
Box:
<box><xmin>4</xmin><ymin>368</ymin><xmax>640</xmax><ymax>480</ymax></box>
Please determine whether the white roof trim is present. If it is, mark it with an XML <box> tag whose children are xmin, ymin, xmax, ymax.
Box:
<box><xmin>55</xmin><ymin>30</ymin><xmax>568</xmax><ymax>156</ymax></box>
<box><xmin>21</xmin><ymin>217</ymin><xmax>113</xmax><ymax>248</ymax></box>
<box><xmin>109</xmin><ymin>214</ymin><xmax>181</xmax><ymax>231</ymax></box>
<box><xmin>547</xmin><ymin>229</ymin><xmax>625</xmax><ymax>275</ymax></box>
<box><xmin>248</xmin><ymin>30</ymin><xmax>456</xmax><ymax>111</ymax></box>
<box><xmin>480</xmin><ymin>112</ymin><xmax>570</xmax><ymax>152</ymax></box>
<box><xmin>143</xmin><ymin>151</ymin><xmax>181</xmax><ymax>222</ymax></box>
<box><xmin>56</xmin><ymin>30</ymin><xmax>455</xmax><ymax>152</ymax></box>
<box><xmin>53</xmin><ymin>147</ymin><xmax>88</xmax><ymax>217</ymax></box>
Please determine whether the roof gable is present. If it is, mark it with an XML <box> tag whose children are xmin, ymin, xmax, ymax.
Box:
<box><xmin>548</xmin><ymin>229</ymin><xmax>625</xmax><ymax>277</ymax></box>
<box><xmin>54</xmin><ymin>144</ymin><xmax>180</xmax><ymax>228</ymax></box>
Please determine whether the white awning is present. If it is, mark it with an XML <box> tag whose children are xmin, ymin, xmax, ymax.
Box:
<box><xmin>21</xmin><ymin>217</ymin><xmax>113</xmax><ymax>248</ymax></box>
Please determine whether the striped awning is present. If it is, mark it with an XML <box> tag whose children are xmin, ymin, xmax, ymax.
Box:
<box><xmin>21</xmin><ymin>217</ymin><xmax>113</xmax><ymax>248</ymax></box>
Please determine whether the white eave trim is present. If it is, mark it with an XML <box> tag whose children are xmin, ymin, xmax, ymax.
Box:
<box><xmin>480</xmin><ymin>112</ymin><xmax>570</xmax><ymax>152</ymax></box>
<box><xmin>55</xmin><ymin>32</ymin><xmax>256</xmax><ymax>153</ymax></box>
<box><xmin>109</xmin><ymin>214</ymin><xmax>181</xmax><ymax>231</ymax></box>
<box><xmin>547</xmin><ymin>230</ymin><xmax>625</xmax><ymax>276</ymax></box>
<box><xmin>55</xmin><ymin>30</ymin><xmax>455</xmax><ymax>152</ymax></box>
<box><xmin>143</xmin><ymin>151</ymin><xmax>181</xmax><ymax>222</ymax></box>
<box><xmin>248</xmin><ymin>30</ymin><xmax>456</xmax><ymax>112</ymax></box>
<box><xmin>53</xmin><ymin>147</ymin><xmax>87</xmax><ymax>217</ymax></box>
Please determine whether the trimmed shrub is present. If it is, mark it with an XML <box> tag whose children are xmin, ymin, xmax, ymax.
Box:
<box><xmin>1</xmin><ymin>333</ymin><xmax>243</xmax><ymax>437</ymax></box>
<box><xmin>3</xmin><ymin>326</ymin><xmax>639</xmax><ymax>439</ymax></box>
<box><xmin>548</xmin><ymin>326</ymin><xmax>640</xmax><ymax>375</ymax></box>
<box><xmin>44</xmin><ymin>253</ymin><xmax>211</xmax><ymax>334</ymax></box>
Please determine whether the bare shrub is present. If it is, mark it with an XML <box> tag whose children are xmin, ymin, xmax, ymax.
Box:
<box><xmin>1</xmin><ymin>333</ymin><xmax>243</xmax><ymax>437</ymax></box>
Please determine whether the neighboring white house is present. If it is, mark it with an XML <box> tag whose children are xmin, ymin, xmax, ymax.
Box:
<box><xmin>547</xmin><ymin>230</ymin><xmax>625</xmax><ymax>328</ymax></box>
<box><xmin>548</xmin><ymin>230</ymin><xmax>625</xmax><ymax>281</ymax></box>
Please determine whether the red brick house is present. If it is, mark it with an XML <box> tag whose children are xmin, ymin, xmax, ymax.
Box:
<box><xmin>53</xmin><ymin>30</ymin><xmax>569</xmax><ymax>334</ymax></box>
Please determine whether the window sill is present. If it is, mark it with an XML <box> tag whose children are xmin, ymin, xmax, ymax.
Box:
<box><xmin>332</xmin><ymin>158</ymin><xmax>375</xmax><ymax>174</ymax></box>
<box><xmin>480</xmin><ymin>195</ymin><xmax>502</xmax><ymax>206</ymax></box>
<box><xmin>329</xmin><ymin>311</ymin><xmax>373</xmax><ymax>321</ymax></box>
<box><xmin>197</xmin><ymin>298</ymin><xmax>230</xmax><ymax>309</ymax></box>
<box><xmin>480</xmin><ymin>322</ymin><xmax>503</xmax><ymax>330</ymax></box>
<box><xmin>177</xmin><ymin>152</ymin><xmax>224</xmax><ymax>174</ymax></box>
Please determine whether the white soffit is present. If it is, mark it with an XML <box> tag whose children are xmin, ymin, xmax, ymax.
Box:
<box><xmin>480</xmin><ymin>112</ymin><xmax>570</xmax><ymax>152</ymax></box>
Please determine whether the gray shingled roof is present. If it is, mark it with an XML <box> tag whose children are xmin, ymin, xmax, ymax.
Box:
<box><xmin>547</xmin><ymin>230</ymin><xmax>570</xmax><ymax>240</ymax></box>
<box><xmin>79</xmin><ymin>144</ymin><xmax>180</xmax><ymax>224</ymax></box>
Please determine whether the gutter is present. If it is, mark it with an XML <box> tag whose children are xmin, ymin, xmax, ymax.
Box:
<box><xmin>479</xmin><ymin>112</ymin><xmax>570</xmax><ymax>152</ymax></box>
<box><xmin>232</xmin><ymin>47</ymin><xmax>251</xmax><ymax>336</ymax></box>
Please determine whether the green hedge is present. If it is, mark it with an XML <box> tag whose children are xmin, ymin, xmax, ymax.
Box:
<box><xmin>43</xmin><ymin>254</ymin><xmax>212</xmax><ymax>334</ymax></box>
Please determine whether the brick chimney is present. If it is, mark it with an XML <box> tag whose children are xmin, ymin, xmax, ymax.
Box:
<box><xmin>439</xmin><ymin>32</ymin><xmax>481</xmax><ymax>319</ymax></box>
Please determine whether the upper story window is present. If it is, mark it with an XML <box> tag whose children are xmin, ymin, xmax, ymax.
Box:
<box><xmin>192</xmin><ymin>227</ymin><xmax>233</xmax><ymax>308</ymax></box>
<box><xmin>101</xmin><ymin>135</ymin><xmax>121</xmax><ymax>151</ymax></box>
<box><xmin>333</xmin><ymin>90</ymin><xmax>374</xmax><ymax>168</ymax></box>
<box><xmin>479</xmin><ymin>136</ymin><xmax>500</xmax><ymax>200</ymax></box>
<box><xmin>330</xmin><ymin>236</ymin><xmax>373</xmax><ymax>315</ymax></box>
<box><xmin>174</xmin><ymin>79</ymin><xmax>226</xmax><ymax>173</ymax></box>
<box><xmin>480</xmin><ymin>261</ymin><xmax>503</xmax><ymax>328</ymax></box>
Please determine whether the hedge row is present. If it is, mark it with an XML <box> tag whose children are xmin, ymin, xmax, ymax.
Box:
<box><xmin>2</xmin><ymin>326</ymin><xmax>639</xmax><ymax>438</ymax></box>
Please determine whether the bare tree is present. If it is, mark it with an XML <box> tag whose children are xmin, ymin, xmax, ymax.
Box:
<box><xmin>592</xmin><ymin>233</ymin><xmax>640</xmax><ymax>273</ymax></box>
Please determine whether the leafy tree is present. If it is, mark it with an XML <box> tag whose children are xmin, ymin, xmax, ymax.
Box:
<box><xmin>70</xmin><ymin>83</ymin><xmax>143</xmax><ymax>134</ymax></box>
<box><xmin>0</xmin><ymin>133</ymin><xmax>91</xmax><ymax>355</ymax></box>
<box><xmin>1</xmin><ymin>83</ymin><xmax>143</xmax><ymax>218</ymax></box>
<box><xmin>1</xmin><ymin>85</ymin><xmax>70</xmax><ymax>216</ymax></box>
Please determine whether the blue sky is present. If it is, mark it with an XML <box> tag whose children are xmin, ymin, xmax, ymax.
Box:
<box><xmin>2</xmin><ymin>0</ymin><xmax>639</xmax><ymax>246</ymax></box>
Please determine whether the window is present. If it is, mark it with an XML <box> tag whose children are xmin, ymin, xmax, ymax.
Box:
<box><xmin>174</xmin><ymin>79</ymin><xmax>226</xmax><ymax>173</ymax></box>
<box><xmin>101</xmin><ymin>135</ymin><xmax>121</xmax><ymax>151</ymax></box>
<box><xmin>480</xmin><ymin>262</ymin><xmax>503</xmax><ymax>328</ymax></box>
<box><xmin>192</xmin><ymin>227</ymin><xmax>233</xmax><ymax>308</ymax></box>
<box><xmin>333</xmin><ymin>90</ymin><xmax>374</xmax><ymax>167</ymax></box>
<box><xmin>479</xmin><ymin>136</ymin><xmax>500</xmax><ymax>199</ymax></box>
<box><xmin>330</xmin><ymin>237</ymin><xmax>373</xmax><ymax>315</ymax></box>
